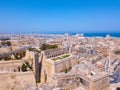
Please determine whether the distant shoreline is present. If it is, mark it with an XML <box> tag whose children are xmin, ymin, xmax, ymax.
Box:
<box><xmin>0</xmin><ymin>32</ymin><xmax>120</xmax><ymax>37</ymax></box>
<box><xmin>75</xmin><ymin>33</ymin><xmax>120</xmax><ymax>37</ymax></box>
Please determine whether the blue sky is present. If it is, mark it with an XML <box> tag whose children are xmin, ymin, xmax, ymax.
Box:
<box><xmin>0</xmin><ymin>0</ymin><xmax>120</xmax><ymax>33</ymax></box>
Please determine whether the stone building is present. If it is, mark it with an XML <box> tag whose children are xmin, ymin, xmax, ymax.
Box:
<box><xmin>51</xmin><ymin>62</ymin><xmax>110</xmax><ymax>90</ymax></box>
<box><xmin>39</xmin><ymin>48</ymin><xmax>78</xmax><ymax>83</ymax></box>
<box><xmin>72</xmin><ymin>63</ymin><xmax>110</xmax><ymax>90</ymax></box>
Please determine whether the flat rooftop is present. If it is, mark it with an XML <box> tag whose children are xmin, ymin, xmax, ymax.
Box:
<box><xmin>73</xmin><ymin>63</ymin><xmax>109</xmax><ymax>81</ymax></box>
<box><xmin>51</xmin><ymin>54</ymin><xmax>71</xmax><ymax>61</ymax></box>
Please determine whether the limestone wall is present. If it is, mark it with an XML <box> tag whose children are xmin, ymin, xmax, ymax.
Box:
<box><xmin>54</xmin><ymin>55</ymin><xmax>77</xmax><ymax>73</ymax></box>
<box><xmin>24</xmin><ymin>50</ymin><xmax>35</xmax><ymax>60</ymax></box>
<box><xmin>9</xmin><ymin>40</ymin><xmax>19</xmax><ymax>46</ymax></box>
<box><xmin>44</xmin><ymin>55</ymin><xmax>77</xmax><ymax>73</ymax></box>
<box><xmin>0</xmin><ymin>72</ymin><xmax>36</xmax><ymax>90</ymax></box>
<box><xmin>43</xmin><ymin>48</ymin><xmax>68</xmax><ymax>58</ymax></box>
<box><xmin>0</xmin><ymin>47</ymin><xmax>11</xmax><ymax>53</ymax></box>
<box><xmin>90</xmin><ymin>76</ymin><xmax>110</xmax><ymax>90</ymax></box>
<box><xmin>42</xmin><ymin>55</ymin><xmax>78</xmax><ymax>83</ymax></box>
<box><xmin>0</xmin><ymin>59</ymin><xmax>32</xmax><ymax>72</ymax></box>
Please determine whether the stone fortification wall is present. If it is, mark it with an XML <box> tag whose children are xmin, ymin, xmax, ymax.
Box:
<box><xmin>0</xmin><ymin>72</ymin><xmax>36</xmax><ymax>90</ymax></box>
<box><xmin>40</xmin><ymin>48</ymin><xmax>77</xmax><ymax>83</ymax></box>
<box><xmin>44</xmin><ymin>55</ymin><xmax>77</xmax><ymax>73</ymax></box>
<box><xmin>0</xmin><ymin>46</ymin><xmax>23</xmax><ymax>54</ymax></box>
<box><xmin>0</xmin><ymin>59</ymin><xmax>32</xmax><ymax>72</ymax></box>
<box><xmin>24</xmin><ymin>50</ymin><xmax>35</xmax><ymax>60</ymax></box>
<box><xmin>54</xmin><ymin>55</ymin><xmax>77</xmax><ymax>73</ymax></box>
<box><xmin>0</xmin><ymin>47</ymin><xmax>11</xmax><ymax>53</ymax></box>
<box><xmin>43</xmin><ymin>48</ymin><xmax>67</xmax><ymax>58</ymax></box>
<box><xmin>42</xmin><ymin>55</ymin><xmax>78</xmax><ymax>83</ymax></box>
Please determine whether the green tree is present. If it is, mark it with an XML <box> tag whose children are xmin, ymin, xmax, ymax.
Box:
<box><xmin>1</xmin><ymin>41</ymin><xmax>11</xmax><ymax>46</ymax></box>
<box><xmin>40</xmin><ymin>44</ymin><xmax>58</xmax><ymax>50</ymax></box>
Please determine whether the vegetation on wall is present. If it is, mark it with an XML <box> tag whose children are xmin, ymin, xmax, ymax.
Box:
<box><xmin>21</xmin><ymin>62</ymin><xmax>33</xmax><ymax>72</ymax></box>
<box><xmin>0</xmin><ymin>50</ymin><xmax>26</xmax><ymax>61</ymax></box>
<box><xmin>13</xmin><ymin>53</ymin><xmax>21</xmax><ymax>60</ymax></box>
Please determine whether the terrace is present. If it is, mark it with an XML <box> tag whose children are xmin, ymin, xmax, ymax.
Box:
<box><xmin>51</xmin><ymin>54</ymin><xmax>70</xmax><ymax>61</ymax></box>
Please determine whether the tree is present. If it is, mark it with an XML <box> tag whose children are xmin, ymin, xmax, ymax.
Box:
<box><xmin>6</xmin><ymin>41</ymin><xmax>11</xmax><ymax>46</ymax></box>
<box><xmin>1</xmin><ymin>41</ymin><xmax>11</xmax><ymax>47</ymax></box>
<box><xmin>40</xmin><ymin>44</ymin><xmax>58</xmax><ymax>50</ymax></box>
<box><xmin>0</xmin><ymin>38</ymin><xmax>10</xmax><ymax>41</ymax></box>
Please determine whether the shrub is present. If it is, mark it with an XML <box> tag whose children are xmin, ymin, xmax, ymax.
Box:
<box><xmin>4</xmin><ymin>56</ymin><xmax>11</xmax><ymax>61</ymax></box>
<box><xmin>0</xmin><ymin>56</ymin><xmax>3</xmax><ymax>60</ymax></box>
<box><xmin>114</xmin><ymin>50</ymin><xmax>120</xmax><ymax>55</ymax></box>
<box><xmin>21</xmin><ymin>62</ymin><xmax>33</xmax><ymax>72</ymax></box>
<box><xmin>62</xmin><ymin>54</ymin><xmax>70</xmax><ymax>58</ymax></box>
<box><xmin>28</xmin><ymin>48</ymin><xmax>40</xmax><ymax>53</ymax></box>
<box><xmin>6</xmin><ymin>41</ymin><xmax>11</xmax><ymax>46</ymax></box>
<box><xmin>1</xmin><ymin>41</ymin><xmax>11</xmax><ymax>46</ymax></box>
<box><xmin>64</xmin><ymin>69</ymin><xmax>68</xmax><ymax>73</ymax></box>
<box><xmin>40</xmin><ymin>44</ymin><xmax>58</xmax><ymax>50</ymax></box>
<box><xmin>21</xmin><ymin>63</ymin><xmax>27</xmax><ymax>72</ymax></box>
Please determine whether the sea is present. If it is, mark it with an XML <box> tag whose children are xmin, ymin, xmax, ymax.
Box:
<box><xmin>0</xmin><ymin>32</ymin><xmax>120</xmax><ymax>37</ymax></box>
<box><xmin>71</xmin><ymin>32</ymin><xmax>120</xmax><ymax>37</ymax></box>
